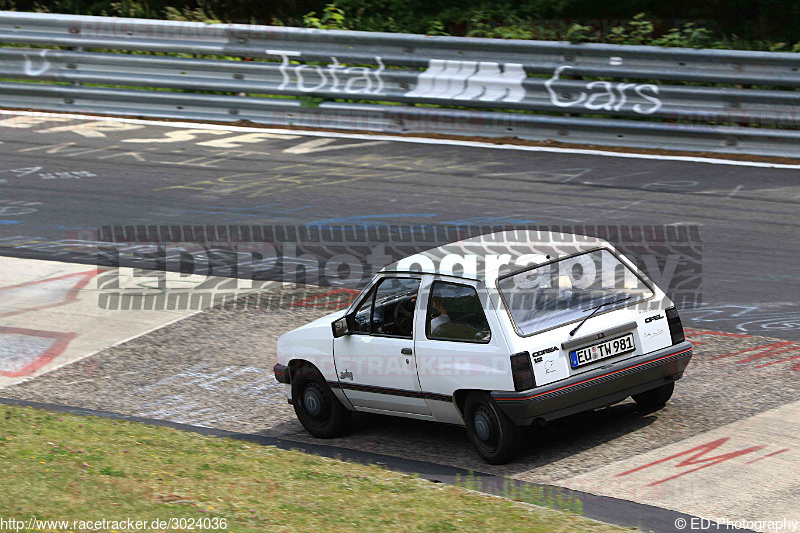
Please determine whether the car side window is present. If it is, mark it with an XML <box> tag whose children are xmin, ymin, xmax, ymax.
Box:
<box><xmin>427</xmin><ymin>282</ymin><xmax>491</xmax><ymax>343</ymax></box>
<box><xmin>369</xmin><ymin>277</ymin><xmax>420</xmax><ymax>338</ymax></box>
<box><xmin>351</xmin><ymin>286</ymin><xmax>374</xmax><ymax>334</ymax></box>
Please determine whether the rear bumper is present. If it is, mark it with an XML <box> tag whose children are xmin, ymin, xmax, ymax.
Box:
<box><xmin>492</xmin><ymin>341</ymin><xmax>693</xmax><ymax>425</ymax></box>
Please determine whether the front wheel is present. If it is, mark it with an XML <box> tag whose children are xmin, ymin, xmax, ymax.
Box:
<box><xmin>293</xmin><ymin>375</ymin><xmax>351</xmax><ymax>438</ymax></box>
<box><xmin>464</xmin><ymin>392</ymin><xmax>521</xmax><ymax>465</ymax></box>
<box><xmin>632</xmin><ymin>381</ymin><xmax>674</xmax><ymax>411</ymax></box>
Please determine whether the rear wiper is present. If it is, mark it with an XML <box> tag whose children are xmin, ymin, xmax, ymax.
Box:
<box><xmin>569</xmin><ymin>296</ymin><xmax>632</xmax><ymax>337</ymax></box>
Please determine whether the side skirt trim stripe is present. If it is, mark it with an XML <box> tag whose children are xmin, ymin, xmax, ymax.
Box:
<box><xmin>327</xmin><ymin>381</ymin><xmax>453</xmax><ymax>402</ymax></box>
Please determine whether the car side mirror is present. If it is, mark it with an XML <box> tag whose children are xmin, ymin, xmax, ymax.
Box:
<box><xmin>332</xmin><ymin>316</ymin><xmax>351</xmax><ymax>338</ymax></box>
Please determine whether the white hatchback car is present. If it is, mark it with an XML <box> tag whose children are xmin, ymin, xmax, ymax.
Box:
<box><xmin>274</xmin><ymin>231</ymin><xmax>692</xmax><ymax>464</ymax></box>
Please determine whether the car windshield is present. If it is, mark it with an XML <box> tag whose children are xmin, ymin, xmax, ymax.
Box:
<box><xmin>497</xmin><ymin>249</ymin><xmax>653</xmax><ymax>336</ymax></box>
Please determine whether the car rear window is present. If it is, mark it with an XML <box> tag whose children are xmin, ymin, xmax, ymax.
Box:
<box><xmin>497</xmin><ymin>249</ymin><xmax>653</xmax><ymax>336</ymax></box>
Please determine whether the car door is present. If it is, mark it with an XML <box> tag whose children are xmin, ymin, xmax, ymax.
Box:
<box><xmin>333</xmin><ymin>275</ymin><xmax>431</xmax><ymax>415</ymax></box>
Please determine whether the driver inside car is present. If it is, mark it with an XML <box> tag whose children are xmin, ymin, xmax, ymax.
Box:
<box><xmin>429</xmin><ymin>290</ymin><xmax>491</xmax><ymax>341</ymax></box>
<box><xmin>430</xmin><ymin>297</ymin><xmax>451</xmax><ymax>335</ymax></box>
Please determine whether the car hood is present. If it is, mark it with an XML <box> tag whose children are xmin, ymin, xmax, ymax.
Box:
<box><xmin>293</xmin><ymin>309</ymin><xmax>346</xmax><ymax>332</ymax></box>
<box><xmin>276</xmin><ymin>309</ymin><xmax>344</xmax><ymax>365</ymax></box>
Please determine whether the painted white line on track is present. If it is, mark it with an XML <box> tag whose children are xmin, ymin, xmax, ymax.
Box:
<box><xmin>2</xmin><ymin>109</ymin><xmax>799</xmax><ymax>170</ymax></box>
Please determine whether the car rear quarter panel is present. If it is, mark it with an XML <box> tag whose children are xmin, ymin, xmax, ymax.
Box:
<box><xmin>414</xmin><ymin>277</ymin><xmax>516</xmax><ymax>402</ymax></box>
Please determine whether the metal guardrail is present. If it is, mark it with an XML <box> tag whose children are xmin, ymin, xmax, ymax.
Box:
<box><xmin>2</xmin><ymin>11</ymin><xmax>800</xmax><ymax>157</ymax></box>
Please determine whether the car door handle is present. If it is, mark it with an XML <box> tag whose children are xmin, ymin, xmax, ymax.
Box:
<box><xmin>401</xmin><ymin>348</ymin><xmax>412</xmax><ymax>355</ymax></box>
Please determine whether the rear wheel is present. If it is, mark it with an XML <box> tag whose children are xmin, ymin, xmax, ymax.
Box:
<box><xmin>632</xmin><ymin>382</ymin><xmax>674</xmax><ymax>411</ymax></box>
<box><xmin>292</xmin><ymin>373</ymin><xmax>351</xmax><ymax>438</ymax></box>
<box><xmin>464</xmin><ymin>392</ymin><xmax>521</xmax><ymax>465</ymax></box>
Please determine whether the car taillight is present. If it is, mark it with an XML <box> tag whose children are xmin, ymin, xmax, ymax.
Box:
<box><xmin>666</xmin><ymin>306</ymin><xmax>685</xmax><ymax>344</ymax></box>
<box><xmin>510</xmin><ymin>351</ymin><xmax>535</xmax><ymax>392</ymax></box>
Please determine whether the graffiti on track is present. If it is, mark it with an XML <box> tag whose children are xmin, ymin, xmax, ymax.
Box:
<box><xmin>0</xmin><ymin>326</ymin><xmax>77</xmax><ymax>378</ymax></box>
<box><xmin>615</xmin><ymin>437</ymin><xmax>790</xmax><ymax>486</ymax></box>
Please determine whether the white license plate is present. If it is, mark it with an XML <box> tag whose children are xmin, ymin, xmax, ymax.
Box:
<box><xmin>570</xmin><ymin>333</ymin><xmax>635</xmax><ymax>369</ymax></box>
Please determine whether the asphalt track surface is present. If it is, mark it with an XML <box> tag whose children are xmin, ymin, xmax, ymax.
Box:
<box><xmin>0</xmin><ymin>112</ymin><xmax>799</xmax><ymax>339</ymax></box>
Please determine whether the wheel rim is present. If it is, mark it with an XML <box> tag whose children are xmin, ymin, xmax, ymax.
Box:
<box><xmin>472</xmin><ymin>404</ymin><xmax>500</xmax><ymax>452</ymax></box>
<box><xmin>302</xmin><ymin>382</ymin><xmax>330</xmax><ymax>422</ymax></box>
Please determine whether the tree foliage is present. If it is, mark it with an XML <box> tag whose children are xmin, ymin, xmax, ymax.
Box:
<box><xmin>4</xmin><ymin>0</ymin><xmax>800</xmax><ymax>49</ymax></box>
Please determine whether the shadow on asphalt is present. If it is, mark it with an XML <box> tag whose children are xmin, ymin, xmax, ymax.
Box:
<box><xmin>270</xmin><ymin>399</ymin><xmax>660</xmax><ymax>474</ymax></box>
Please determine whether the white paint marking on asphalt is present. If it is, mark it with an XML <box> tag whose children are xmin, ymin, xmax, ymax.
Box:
<box><xmin>197</xmin><ymin>131</ymin><xmax>299</xmax><ymax>148</ymax></box>
<box><xmin>38</xmin><ymin>120</ymin><xmax>144</xmax><ymax>138</ymax></box>
<box><xmin>282</xmin><ymin>138</ymin><xmax>389</xmax><ymax>154</ymax></box>
<box><xmin>120</xmin><ymin>129</ymin><xmax>231</xmax><ymax>143</ymax></box>
<box><xmin>641</xmin><ymin>180</ymin><xmax>700</xmax><ymax>190</ymax></box>
<box><xmin>728</xmin><ymin>184</ymin><xmax>745</xmax><ymax>198</ymax></box>
<box><xmin>3</xmin><ymin>109</ymin><xmax>799</xmax><ymax>170</ymax></box>
<box><xmin>483</xmin><ymin>168</ymin><xmax>591</xmax><ymax>182</ymax></box>
<box><xmin>583</xmin><ymin>170</ymin><xmax>652</xmax><ymax>184</ymax></box>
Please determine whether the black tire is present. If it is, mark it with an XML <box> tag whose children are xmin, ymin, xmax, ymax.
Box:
<box><xmin>292</xmin><ymin>373</ymin><xmax>351</xmax><ymax>438</ymax></box>
<box><xmin>464</xmin><ymin>392</ymin><xmax>522</xmax><ymax>465</ymax></box>
<box><xmin>632</xmin><ymin>382</ymin><xmax>675</xmax><ymax>411</ymax></box>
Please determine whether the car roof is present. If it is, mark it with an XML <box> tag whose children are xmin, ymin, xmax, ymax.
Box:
<box><xmin>379</xmin><ymin>230</ymin><xmax>612</xmax><ymax>284</ymax></box>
